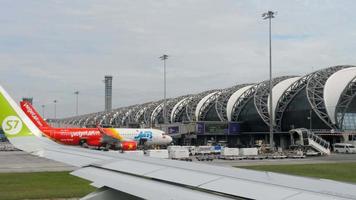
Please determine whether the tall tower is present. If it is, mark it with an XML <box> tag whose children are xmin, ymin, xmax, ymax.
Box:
<box><xmin>104</xmin><ymin>75</ymin><xmax>113</xmax><ymax>112</ymax></box>
<box><xmin>22</xmin><ymin>97</ymin><xmax>33</xmax><ymax>105</ymax></box>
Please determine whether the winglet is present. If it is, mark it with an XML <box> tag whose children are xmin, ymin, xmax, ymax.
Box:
<box><xmin>0</xmin><ymin>85</ymin><xmax>41</xmax><ymax>138</ymax></box>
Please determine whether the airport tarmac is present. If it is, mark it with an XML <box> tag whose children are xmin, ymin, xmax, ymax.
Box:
<box><xmin>1</xmin><ymin>150</ymin><xmax>356</xmax><ymax>173</ymax></box>
<box><xmin>0</xmin><ymin>151</ymin><xmax>76</xmax><ymax>173</ymax></box>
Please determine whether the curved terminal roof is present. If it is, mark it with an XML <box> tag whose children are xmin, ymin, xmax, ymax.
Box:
<box><xmin>226</xmin><ymin>85</ymin><xmax>253</xmax><ymax>121</ymax></box>
<box><xmin>324</xmin><ymin>67</ymin><xmax>356</xmax><ymax>124</ymax></box>
<box><xmin>59</xmin><ymin>65</ymin><xmax>356</xmax><ymax>131</ymax></box>
<box><xmin>267</xmin><ymin>77</ymin><xmax>301</xmax><ymax>121</ymax></box>
<box><xmin>170</xmin><ymin>97</ymin><xmax>189</xmax><ymax>122</ymax></box>
<box><xmin>195</xmin><ymin>91</ymin><xmax>219</xmax><ymax>120</ymax></box>
<box><xmin>150</xmin><ymin>102</ymin><xmax>164</xmax><ymax>123</ymax></box>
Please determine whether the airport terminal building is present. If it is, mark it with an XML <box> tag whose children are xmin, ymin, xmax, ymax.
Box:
<box><xmin>60</xmin><ymin>65</ymin><xmax>356</xmax><ymax>148</ymax></box>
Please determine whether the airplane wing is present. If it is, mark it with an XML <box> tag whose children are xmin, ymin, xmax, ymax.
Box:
<box><xmin>10</xmin><ymin>136</ymin><xmax>356</xmax><ymax>200</ymax></box>
<box><xmin>2</xmin><ymin>85</ymin><xmax>356</xmax><ymax>200</ymax></box>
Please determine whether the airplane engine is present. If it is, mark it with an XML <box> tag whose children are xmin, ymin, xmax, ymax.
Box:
<box><xmin>120</xmin><ymin>141</ymin><xmax>137</xmax><ymax>151</ymax></box>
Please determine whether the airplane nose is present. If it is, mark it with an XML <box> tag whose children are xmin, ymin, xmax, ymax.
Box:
<box><xmin>167</xmin><ymin>136</ymin><xmax>173</xmax><ymax>144</ymax></box>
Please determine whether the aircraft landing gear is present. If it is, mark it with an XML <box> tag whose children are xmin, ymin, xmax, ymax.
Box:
<box><xmin>99</xmin><ymin>143</ymin><xmax>110</xmax><ymax>151</ymax></box>
<box><xmin>138</xmin><ymin>138</ymin><xmax>147</xmax><ymax>150</ymax></box>
<box><xmin>79</xmin><ymin>139</ymin><xmax>88</xmax><ymax>148</ymax></box>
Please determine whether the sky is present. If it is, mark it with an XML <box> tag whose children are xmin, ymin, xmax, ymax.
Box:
<box><xmin>0</xmin><ymin>0</ymin><xmax>356</xmax><ymax>118</ymax></box>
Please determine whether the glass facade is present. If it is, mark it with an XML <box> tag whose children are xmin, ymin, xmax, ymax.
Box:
<box><xmin>338</xmin><ymin>97</ymin><xmax>356</xmax><ymax>130</ymax></box>
<box><xmin>202</xmin><ymin>105</ymin><xmax>220</xmax><ymax>121</ymax></box>
<box><xmin>281</xmin><ymin>89</ymin><xmax>329</xmax><ymax>131</ymax></box>
<box><xmin>237</xmin><ymin>98</ymin><xmax>268</xmax><ymax>132</ymax></box>
<box><xmin>340</xmin><ymin>113</ymin><xmax>356</xmax><ymax>130</ymax></box>
<box><xmin>155</xmin><ymin>111</ymin><xmax>164</xmax><ymax>124</ymax></box>
<box><xmin>174</xmin><ymin>106</ymin><xmax>189</xmax><ymax>122</ymax></box>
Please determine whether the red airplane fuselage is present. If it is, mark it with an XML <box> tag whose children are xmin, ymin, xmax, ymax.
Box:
<box><xmin>20</xmin><ymin>101</ymin><xmax>137</xmax><ymax>150</ymax></box>
<box><xmin>21</xmin><ymin>101</ymin><xmax>107</xmax><ymax>147</ymax></box>
<box><xmin>40</xmin><ymin>127</ymin><xmax>103</xmax><ymax>146</ymax></box>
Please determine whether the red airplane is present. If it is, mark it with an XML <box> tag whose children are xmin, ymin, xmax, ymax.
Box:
<box><xmin>20</xmin><ymin>101</ymin><xmax>137</xmax><ymax>150</ymax></box>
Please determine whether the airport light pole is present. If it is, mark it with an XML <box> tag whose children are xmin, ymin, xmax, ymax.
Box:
<box><xmin>53</xmin><ymin>100</ymin><xmax>57</xmax><ymax>120</ymax></box>
<box><xmin>74</xmin><ymin>91</ymin><xmax>79</xmax><ymax>116</ymax></box>
<box><xmin>262</xmin><ymin>10</ymin><xmax>276</xmax><ymax>148</ymax></box>
<box><xmin>160</xmin><ymin>54</ymin><xmax>168</xmax><ymax>124</ymax></box>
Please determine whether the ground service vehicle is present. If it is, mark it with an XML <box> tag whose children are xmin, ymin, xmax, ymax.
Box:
<box><xmin>333</xmin><ymin>143</ymin><xmax>356</xmax><ymax>153</ymax></box>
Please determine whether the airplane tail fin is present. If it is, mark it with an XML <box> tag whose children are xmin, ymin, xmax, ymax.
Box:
<box><xmin>20</xmin><ymin>100</ymin><xmax>51</xmax><ymax>129</ymax></box>
<box><xmin>96</xmin><ymin>124</ymin><xmax>124</xmax><ymax>141</ymax></box>
<box><xmin>0</xmin><ymin>85</ymin><xmax>41</xmax><ymax>139</ymax></box>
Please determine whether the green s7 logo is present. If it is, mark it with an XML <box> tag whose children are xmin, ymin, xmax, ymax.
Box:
<box><xmin>5</xmin><ymin>120</ymin><xmax>19</xmax><ymax>130</ymax></box>
<box><xmin>2</xmin><ymin>116</ymin><xmax>23</xmax><ymax>135</ymax></box>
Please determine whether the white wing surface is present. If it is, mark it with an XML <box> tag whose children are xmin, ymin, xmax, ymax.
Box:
<box><xmin>9</xmin><ymin>136</ymin><xmax>356</xmax><ymax>200</ymax></box>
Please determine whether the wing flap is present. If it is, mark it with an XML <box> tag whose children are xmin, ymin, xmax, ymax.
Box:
<box><xmin>72</xmin><ymin>167</ymin><xmax>233</xmax><ymax>200</ymax></box>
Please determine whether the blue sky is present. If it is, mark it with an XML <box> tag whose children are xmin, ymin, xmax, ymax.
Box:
<box><xmin>1</xmin><ymin>0</ymin><xmax>356</xmax><ymax>118</ymax></box>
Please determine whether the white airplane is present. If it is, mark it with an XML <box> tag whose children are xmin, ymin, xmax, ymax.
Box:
<box><xmin>20</xmin><ymin>99</ymin><xmax>172</xmax><ymax>150</ymax></box>
<box><xmin>1</xmin><ymin>84</ymin><xmax>356</xmax><ymax>200</ymax></box>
